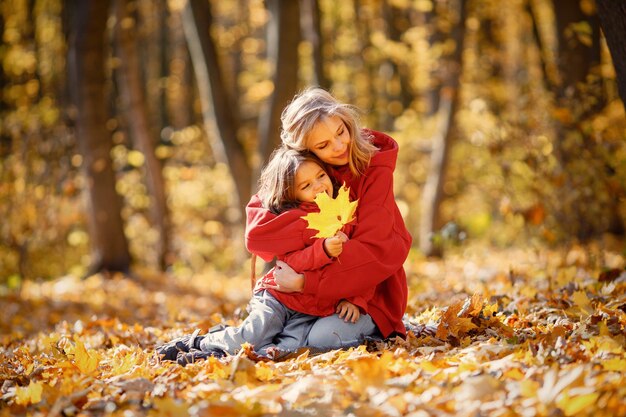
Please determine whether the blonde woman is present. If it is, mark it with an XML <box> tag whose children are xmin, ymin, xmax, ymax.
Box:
<box><xmin>248</xmin><ymin>87</ymin><xmax>412</xmax><ymax>349</ymax></box>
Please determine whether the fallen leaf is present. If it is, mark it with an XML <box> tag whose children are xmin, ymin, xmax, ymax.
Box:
<box><xmin>14</xmin><ymin>381</ymin><xmax>43</xmax><ymax>406</ymax></box>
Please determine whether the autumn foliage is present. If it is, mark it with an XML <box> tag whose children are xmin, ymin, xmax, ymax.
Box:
<box><xmin>2</xmin><ymin>244</ymin><xmax>625</xmax><ymax>416</ymax></box>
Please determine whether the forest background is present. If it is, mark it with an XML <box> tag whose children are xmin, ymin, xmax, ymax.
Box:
<box><xmin>1</xmin><ymin>0</ymin><xmax>626</xmax><ymax>416</ymax></box>
<box><xmin>1</xmin><ymin>0</ymin><xmax>626</xmax><ymax>279</ymax></box>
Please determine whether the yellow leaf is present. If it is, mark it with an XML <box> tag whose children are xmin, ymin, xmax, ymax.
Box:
<box><xmin>14</xmin><ymin>381</ymin><xmax>43</xmax><ymax>405</ymax></box>
<box><xmin>301</xmin><ymin>184</ymin><xmax>358</xmax><ymax>238</ymax></box>
<box><xmin>520</xmin><ymin>380</ymin><xmax>539</xmax><ymax>398</ymax></box>
<box><xmin>72</xmin><ymin>335</ymin><xmax>100</xmax><ymax>375</ymax></box>
<box><xmin>602</xmin><ymin>358</ymin><xmax>626</xmax><ymax>372</ymax></box>
<box><xmin>149</xmin><ymin>398</ymin><xmax>190</xmax><ymax>417</ymax></box>
<box><xmin>255</xmin><ymin>363</ymin><xmax>275</xmax><ymax>381</ymax></box>
<box><xmin>504</xmin><ymin>367</ymin><xmax>525</xmax><ymax>381</ymax></box>
<box><xmin>482</xmin><ymin>303</ymin><xmax>498</xmax><ymax>317</ymax></box>
<box><xmin>558</xmin><ymin>392</ymin><xmax>599</xmax><ymax>416</ymax></box>
<box><xmin>347</xmin><ymin>352</ymin><xmax>392</xmax><ymax>395</ymax></box>
<box><xmin>583</xmin><ymin>336</ymin><xmax>623</xmax><ymax>355</ymax></box>
<box><xmin>572</xmin><ymin>291</ymin><xmax>593</xmax><ymax>314</ymax></box>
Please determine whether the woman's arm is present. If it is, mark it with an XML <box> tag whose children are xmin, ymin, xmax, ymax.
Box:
<box><xmin>274</xmin><ymin>167</ymin><xmax>411</xmax><ymax>299</ymax></box>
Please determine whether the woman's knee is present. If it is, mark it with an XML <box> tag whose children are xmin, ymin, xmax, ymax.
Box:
<box><xmin>306</xmin><ymin>314</ymin><xmax>377</xmax><ymax>349</ymax></box>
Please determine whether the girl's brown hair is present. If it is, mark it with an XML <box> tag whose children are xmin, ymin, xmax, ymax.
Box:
<box><xmin>257</xmin><ymin>146</ymin><xmax>330</xmax><ymax>214</ymax></box>
<box><xmin>280</xmin><ymin>87</ymin><xmax>378</xmax><ymax>177</ymax></box>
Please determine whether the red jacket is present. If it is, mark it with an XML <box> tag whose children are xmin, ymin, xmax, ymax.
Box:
<box><xmin>245</xmin><ymin>199</ymin><xmax>368</xmax><ymax>316</ymax></box>
<box><xmin>246</xmin><ymin>131</ymin><xmax>411</xmax><ymax>337</ymax></box>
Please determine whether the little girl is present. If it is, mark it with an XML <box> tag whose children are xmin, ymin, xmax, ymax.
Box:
<box><xmin>156</xmin><ymin>147</ymin><xmax>368</xmax><ymax>365</ymax></box>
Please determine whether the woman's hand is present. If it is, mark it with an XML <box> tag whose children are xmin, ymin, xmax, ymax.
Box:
<box><xmin>336</xmin><ymin>300</ymin><xmax>360</xmax><ymax>323</ymax></box>
<box><xmin>270</xmin><ymin>260</ymin><xmax>305</xmax><ymax>293</ymax></box>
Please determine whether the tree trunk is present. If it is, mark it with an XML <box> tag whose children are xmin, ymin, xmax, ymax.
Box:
<box><xmin>182</xmin><ymin>0</ymin><xmax>252</xmax><ymax>217</ymax></box>
<box><xmin>419</xmin><ymin>0</ymin><xmax>467</xmax><ymax>258</ymax></box>
<box><xmin>300</xmin><ymin>0</ymin><xmax>329</xmax><ymax>89</ymax></box>
<box><xmin>165</xmin><ymin>3</ymin><xmax>193</xmax><ymax>129</ymax></box>
<box><xmin>596</xmin><ymin>0</ymin><xmax>626</xmax><ymax>109</ymax></box>
<box><xmin>552</xmin><ymin>0</ymin><xmax>611</xmax><ymax>240</ymax></box>
<box><xmin>257</xmin><ymin>0</ymin><xmax>301</xmax><ymax>171</ymax></box>
<box><xmin>113</xmin><ymin>0</ymin><xmax>171</xmax><ymax>270</ymax></box>
<box><xmin>67</xmin><ymin>0</ymin><xmax>131</xmax><ymax>274</ymax></box>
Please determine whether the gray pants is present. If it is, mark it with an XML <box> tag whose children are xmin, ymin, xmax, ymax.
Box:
<box><xmin>199</xmin><ymin>290</ymin><xmax>379</xmax><ymax>355</ymax></box>
<box><xmin>306</xmin><ymin>312</ymin><xmax>379</xmax><ymax>350</ymax></box>
<box><xmin>199</xmin><ymin>290</ymin><xmax>318</xmax><ymax>355</ymax></box>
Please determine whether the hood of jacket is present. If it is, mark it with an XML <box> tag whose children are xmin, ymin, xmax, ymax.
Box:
<box><xmin>245</xmin><ymin>197</ymin><xmax>317</xmax><ymax>261</ymax></box>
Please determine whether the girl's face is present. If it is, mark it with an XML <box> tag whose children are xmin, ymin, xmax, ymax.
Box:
<box><xmin>294</xmin><ymin>161</ymin><xmax>333</xmax><ymax>203</ymax></box>
<box><xmin>305</xmin><ymin>115</ymin><xmax>351</xmax><ymax>166</ymax></box>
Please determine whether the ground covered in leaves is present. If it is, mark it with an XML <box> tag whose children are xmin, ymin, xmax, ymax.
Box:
<box><xmin>1</xmin><ymin>242</ymin><xmax>625</xmax><ymax>417</ymax></box>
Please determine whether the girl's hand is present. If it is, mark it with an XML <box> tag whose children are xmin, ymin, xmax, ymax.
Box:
<box><xmin>323</xmin><ymin>231</ymin><xmax>349</xmax><ymax>258</ymax></box>
<box><xmin>270</xmin><ymin>260</ymin><xmax>304</xmax><ymax>293</ymax></box>
<box><xmin>336</xmin><ymin>300</ymin><xmax>360</xmax><ymax>323</ymax></box>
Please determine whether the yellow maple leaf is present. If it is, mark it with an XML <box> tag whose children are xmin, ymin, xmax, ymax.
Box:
<box><xmin>301</xmin><ymin>184</ymin><xmax>358</xmax><ymax>238</ymax></box>
<box><xmin>571</xmin><ymin>290</ymin><xmax>594</xmax><ymax>316</ymax></box>
<box><xmin>14</xmin><ymin>380</ymin><xmax>43</xmax><ymax>405</ymax></box>
<box><xmin>72</xmin><ymin>335</ymin><xmax>100</xmax><ymax>375</ymax></box>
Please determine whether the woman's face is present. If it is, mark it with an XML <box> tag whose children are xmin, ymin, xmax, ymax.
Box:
<box><xmin>305</xmin><ymin>115</ymin><xmax>351</xmax><ymax>166</ymax></box>
<box><xmin>293</xmin><ymin>161</ymin><xmax>333</xmax><ymax>203</ymax></box>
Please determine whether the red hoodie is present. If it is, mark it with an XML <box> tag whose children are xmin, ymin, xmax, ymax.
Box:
<box><xmin>245</xmin><ymin>196</ymin><xmax>368</xmax><ymax>316</ymax></box>
<box><xmin>246</xmin><ymin>130</ymin><xmax>411</xmax><ymax>337</ymax></box>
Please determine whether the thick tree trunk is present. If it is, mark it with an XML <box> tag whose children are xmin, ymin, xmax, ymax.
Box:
<box><xmin>257</xmin><ymin>0</ymin><xmax>301</xmax><ymax>171</ymax></box>
<box><xmin>596</xmin><ymin>0</ymin><xmax>626</xmax><ymax>108</ymax></box>
<box><xmin>67</xmin><ymin>0</ymin><xmax>131</xmax><ymax>274</ymax></box>
<box><xmin>182</xmin><ymin>0</ymin><xmax>251</xmax><ymax>217</ymax></box>
<box><xmin>419</xmin><ymin>0</ymin><xmax>467</xmax><ymax>258</ymax></box>
<box><xmin>114</xmin><ymin>0</ymin><xmax>172</xmax><ymax>270</ymax></box>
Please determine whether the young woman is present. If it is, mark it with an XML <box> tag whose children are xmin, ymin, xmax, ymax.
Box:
<box><xmin>156</xmin><ymin>147</ymin><xmax>365</xmax><ymax>365</ymax></box>
<box><xmin>246</xmin><ymin>87</ymin><xmax>412</xmax><ymax>350</ymax></box>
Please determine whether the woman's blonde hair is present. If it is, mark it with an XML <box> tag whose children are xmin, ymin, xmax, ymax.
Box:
<box><xmin>257</xmin><ymin>146</ymin><xmax>330</xmax><ymax>214</ymax></box>
<box><xmin>280</xmin><ymin>87</ymin><xmax>378</xmax><ymax>177</ymax></box>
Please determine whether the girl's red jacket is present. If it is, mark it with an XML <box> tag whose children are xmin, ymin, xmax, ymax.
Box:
<box><xmin>245</xmin><ymin>198</ymin><xmax>368</xmax><ymax>316</ymax></box>
<box><xmin>246</xmin><ymin>130</ymin><xmax>411</xmax><ymax>337</ymax></box>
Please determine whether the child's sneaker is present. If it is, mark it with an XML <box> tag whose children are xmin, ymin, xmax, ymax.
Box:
<box><xmin>155</xmin><ymin>329</ymin><xmax>202</xmax><ymax>361</ymax></box>
<box><xmin>176</xmin><ymin>347</ymin><xmax>226</xmax><ymax>366</ymax></box>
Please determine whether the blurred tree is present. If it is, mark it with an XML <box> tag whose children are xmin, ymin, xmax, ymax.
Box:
<box><xmin>301</xmin><ymin>0</ymin><xmax>329</xmax><ymax>89</ymax></box>
<box><xmin>419</xmin><ymin>0</ymin><xmax>468</xmax><ymax>257</ymax></box>
<box><xmin>183</xmin><ymin>0</ymin><xmax>251</xmax><ymax>217</ymax></box>
<box><xmin>552</xmin><ymin>0</ymin><xmax>622</xmax><ymax>238</ymax></box>
<box><xmin>113</xmin><ymin>0</ymin><xmax>171</xmax><ymax>270</ymax></box>
<box><xmin>68</xmin><ymin>0</ymin><xmax>131</xmax><ymax>274</ymax></box>
<box><xmin>165</xmin><ymin>4</ymin><xmax>193</xmax><ymax>129</ymax></box>
<box><xmin>596</xmin><ymin>0</ymin><xmax>626</xmax><ymax>108</ymax></box>
<box><xmin>257</xmin><ymin>0</ymin><xmax>300</xmax><ymax>168</ymax></box>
